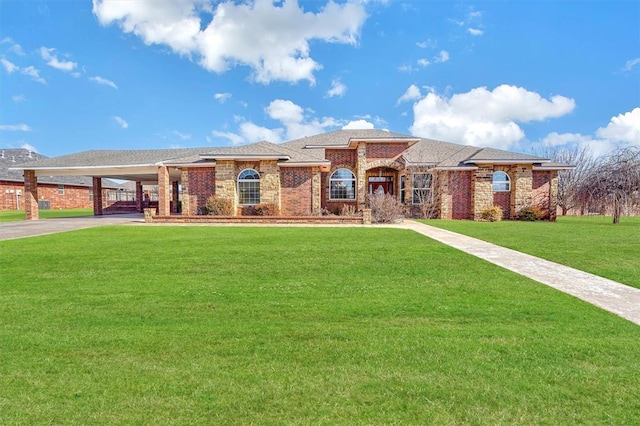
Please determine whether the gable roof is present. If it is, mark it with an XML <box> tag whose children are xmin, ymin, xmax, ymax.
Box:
<box><xmin>1</xmin><ymin>149</ymin><xmax>122</xmax><ymax>188</ymax></box>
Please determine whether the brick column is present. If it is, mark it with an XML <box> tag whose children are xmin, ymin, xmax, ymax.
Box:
<box><xmin>356</xmin><ymin>142</ymin><xmax>367</xmax><ymax>210</ymax></box>
<box><xmin>311</xmin><ymin>166</ymin><xmax>321</xmax><ymax>213</ymax></box>
<box><xmin>512</xmin><ymin>165</ymin><xmax>533</xmax><ymax>218</ymax></box>
<box><xmin>157</xmin><ymin>166</ymin><xmax>170</xmax><ymax>216</ymax></box>
<box><xmin>135</xmin><ymin>181</ymin><xmax>143</xmax><ymax>212</ymax></box>
<box><xmin>181</xmin><ymin>169</ymin><xmax>192</xmax><ymax>215</ymax></box>
<box><xmin>92</xmin><ymin>177</ymin><xmax>103</xmax><ymax>216</ymax></box>
<box><xmin>260</xmin><ymin>160</ymin><xmax>280</xmax><ymax>209</ymax></box>
<box><xmin>24</xmin><ymin>170</ymin><xmax>39</xmax><ymax>220</ymax></box>
<box><xmin>171</xmin><ymin>181</ymin><xmax>180</xmax><ymax>214</ymax></box>
<box><xmin>473</xmin><ymin>166</ymin><xmax>493</xmax><ymax>220</ymax></box>
<box><xmin>215</xmin><ymin>160</ymin><xmax>237</xmax><ymax>215</ymax></box>
<box><xmin>439</xmin><ymin>171</ymin><xmax>453</xmax><ymax>220</ymax></box>
<box><xmin>549</xmin><ymin>171</ymin><xmax>559</xmax><ymax>221</ymax></box>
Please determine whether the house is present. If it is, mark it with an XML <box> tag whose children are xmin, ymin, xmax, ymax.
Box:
<box><xmin>1</xmin><ymin>148</ymin><xmax>123</xmax><ymax>212</ymax></box>
<box><xmin>12</xmin><ymin>129</ymin><xmax>571</xmax><ymax>221</ymax></box>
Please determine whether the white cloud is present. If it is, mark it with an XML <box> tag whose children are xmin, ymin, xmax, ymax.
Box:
<box><xmin>434</xmin><ymin>50</ymin><xmax>449</xmax><ymax>63</ymax></box>
<box><xmin>0</xmin><ymin>123</ymin><xmax>32</xmax><ymax>131</ymax></box>
<box><xmin>173</xmin><ymin>130</ymin><xmax>191</xmax><ymax>140</ymax></box>
<box><xmin>39</xmin><ymin>47</ymin><xmax>77</xmax><ymax>72</ymax></box>
<box><xmin>327</xmin><ymin>79</ymin><xmax>347</xmax><ymax>98</ymax></box>
<box><xmin>92</xmin><ymin>0</ymin><xmax>367</xmax><ymax>84</ymax></box>
<box><xmin>214</xmin><ymin>92</ymin><xmax>232</xmax><ymax>103</ymax></box>
<box><xmin>1</xmin><ymin>57</ymin><xmax>19</xmax><ymax>73</ymax></box>
<box><xmin>409</xmin><ymin>84</ymin><xmax>575</xmax><ymax>150</ymax></box>
<box><xmin>398</xmin><ymin>64</ymin><xmax>418</xmax><ymax>73</ymax></box>
<box><xmin>211</xmin><ymin>98</ymin><xmax>351</xmax><ymax>145</ymax></box>
<box><xmin>540</xmin><ymin>108</ymin><xmax>639</xmax><ymax>157</ymax></box>
<box><xmin>468</xmin><ymin>28</ymin><xmax>483</xmax><ymax>36</ymax></box>
<box><xmin>21</xmin><ymin>66</ymin><xmax>46</xmax><ymax>84</ymax></box>
<box><xmin>416</xmin><ymin>39</ymin><xmax>437</xmax><ymax>49</ymax></box>
<box><xmin>417</xmin><ymin>58</ymin><xmax>430</xmax><ymax>67</ymax></box>
<box><xmin>89</xmin><ymin>75</ymin><xmax>118</xmax><ymax>89</ymax></box>
<box><xmin>12</xmin><ymin>94</ymin><xmax>26</xmax><ymax>102</ymax></box>
<box><xmin>596</xmin><ymin>108</ymin><xmax>640</xmax><ymax>146</ymax></box>
<box><xmin>397</xmin><ymin>84</ymin><xmax>422</xmax><ymax>105</ymax></box>
<box><xmin>113</xmin><ymin>116</ymin><xmax>128</xmax><ymax>128</ymax></box>
<box><xmin>622</xmin><ymin>58</ymin><xmax>640</xmax><ymax>73</ymax></box>
<box><xmin>342</xmin><ymin>119</ymin><xmax>374</xmax><ymax>130</ymax></box>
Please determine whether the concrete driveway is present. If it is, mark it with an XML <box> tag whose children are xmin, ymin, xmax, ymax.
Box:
<box><xmin>0</xmin><ymin>213</ymin><xmax>144</xmax><ymax>241</ymax></box>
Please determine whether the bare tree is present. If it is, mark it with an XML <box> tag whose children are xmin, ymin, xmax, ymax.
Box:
<box><xmin>548</xmin><ymin>146</ymin><xmax>595</xmax><ymax>216</ymax></box>
<box><xmin>584</xmin><ymin>147</ymin><xmax>640</xmax><ymax>224</ymax></box>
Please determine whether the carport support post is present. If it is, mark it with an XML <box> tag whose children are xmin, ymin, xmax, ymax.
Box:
<box><xmin>158</xmin><ymin>165</ymin><xmax>170</xmax><ymax>216</ymax></box>
<box><xmin>171</xmin><ymin>181</ymin><xmax>179</xmax><ymax>214</ymax></box>
<box><xmin>24</xmin><ymin>169</ymin><xmax>39</xmax><ymax>220</ymax></box>
<box><xmin>135</xmin><ymin>182</ymin><xmax>143</xmax><ymax>212</ymax></box>
<box><xmin>92</xmin><ymin>177</ymin><xmax>103</xmax><ymax>216</ymax></box>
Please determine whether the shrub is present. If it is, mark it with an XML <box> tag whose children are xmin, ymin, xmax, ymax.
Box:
<box><xmin>340</xmin><ymin>204</ymin><xmax>358</xmax><ymax>217</ymax></box>
<box><xmin>479</xmin><ymin>205</ymin><xmax>503</xmax><ymax>222</ymax></box>
<box><xmin>516</xmin><ymin>206</ymin><xmax>545</xmax><ymax>221</ymax></box>
<box><xmin>205</xmin><ymin>195</ymin><xmax>234</xmax><ymax>216</ymax></box>
<box><xmin>252</xmin><ymin>203</ymin><xmax>279</xmax><ymax>216</ymax></box>
<box><xmin>369</xmin><ymin>193</ymin><xmax>404</xmax><ymax>223</ymax></box>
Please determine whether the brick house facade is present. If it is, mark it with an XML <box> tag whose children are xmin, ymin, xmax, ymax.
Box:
<box><xmin>13</xmin><ymin>130</ymin><xmax>571</xmax><ymax>221</ymax></box>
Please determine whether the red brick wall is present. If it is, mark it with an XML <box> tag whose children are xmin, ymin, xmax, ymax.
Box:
<box><xmin>1</xmin><ymin>181</ymin><xmax>98</xmax><ymax>210</ymax></box>
<box><xmin>450</xmin><ymin>171</ymin><xmax>473</xmax><ymax>219</ymax></box>
<box><xmin>533</xmin><ymin>171</ymin><xmax>552</xmax><ymax>219</ymax></box>
<box><xmin>184</xmin><ymin>167</ymin><xmax>215</xmax><ymax>215</ymax></box>
<box><xmin>366</xmin><ymin>143</ymin><xmax>408</xmax><ymax>160</ymax></box>
<box><xmin>493</xmin><ymin>191</ymin><xmax>511</xmax><ymax>219</ymax></box>
<box><xmin>325</xmin><ymin>149</ymin><xmax>357</xmax><ymax>169</ymax></box>
<box><xmin>280</xmin><ymin>167</ymin><xmax>313</xmax><ymax>215</ymax></box>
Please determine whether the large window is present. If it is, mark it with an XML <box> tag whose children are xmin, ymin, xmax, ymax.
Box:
<box><xmin>492</xmin><ymin>171</ymin><xmax>511</xmax><ymax>192</ymax></box>
<box><xmin>238</xmin><ymin>168</ymin><xmax>260</xmax><ymax>205</ymax></box>
<box><xmin>412</xmin><ymin>173</ymin><xmax>432</xmax><ymax>204</ymax></box>
<box><xmin>330</xmin><ymin>168</ymin><xmax>356</xmax><ymax>200</ymax></box>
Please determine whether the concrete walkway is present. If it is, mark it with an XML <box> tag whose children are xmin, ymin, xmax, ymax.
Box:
<box><xmin>1</xmin><ymin>215</ymin><xmax>638</xmax><ymax>325</ymax></box>
<box><xmin>392</xmin><ymin>221</ymin><xmax>640</xmax><ymax>326</ymax></box>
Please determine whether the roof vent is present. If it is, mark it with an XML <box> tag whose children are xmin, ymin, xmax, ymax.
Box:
<box><xmin>11</xmin><ymin>155</ymin><xmax>16</xmax><ymax>163</ymax></box>
<box><xmin>28</xmin><ymin>150</ymin><xmax>33</xmax><ymax>159</ymax></box>
<box><xmin>0</xmin><ymin>150</ymin><xmax>4</xmax><ymax>159</ymax></box>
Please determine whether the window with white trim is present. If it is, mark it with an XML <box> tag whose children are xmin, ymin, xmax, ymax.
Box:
<box><xmin>238</xmin><ymin>168</ymin><xmax>260</xmax><ymax>205</ymax></box>
<box><xmin>329</xmin><ymin>168</ymin><xmax>356</xmax><ymax>200</ymax></box>
<box><xmin>412</xmin><ymin>173</ymin><xmax>432</xmax><ymax>204</ymax></box>
<box><xmin>57</xmin><ymin>184</ymin><xmax>64</xmax><ymax>195</ymax></box>
<box><xmin>492</xmin><ymin>171</ymin><xmax>511</xmax><ymax>192</ymax></box>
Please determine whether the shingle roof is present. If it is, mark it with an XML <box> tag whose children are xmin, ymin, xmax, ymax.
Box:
<box><xmin>286</xmin><ymin>129</ymin><xmax>419</xmax><ymax>148</ymax></box>
<box><xmin>1</xmin><ymin>149</ymin><xmax>122</xmax><ymax>188</ymax></box>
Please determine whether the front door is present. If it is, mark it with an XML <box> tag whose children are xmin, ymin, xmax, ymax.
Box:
<box><xmin>369</xmin><ymin>177</ymin><xmax>394</xmax><ymax>195</ymax></box>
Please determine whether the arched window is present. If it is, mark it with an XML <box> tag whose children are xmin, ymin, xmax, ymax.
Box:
<box><xmin>492</xmin><ymin>171</ymin><xmax>511</xmax><ymax>192</ymax></box>
<box><xmin>330</xmin><ymin>168</ymin><xmax>356</xmax><ymax>200</ymax></box>
<box><xmin>238</xmin><ymin>168</ymin><xmax>260</xmax><ymax>205</ymax></box>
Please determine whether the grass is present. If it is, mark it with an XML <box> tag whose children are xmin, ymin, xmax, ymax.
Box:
<box><xmin>1</xmin><ymin>226</ymin><xmax>639</xmax><ymax>424</ymax></box>
<box><xmin>0</xmin><ymin>208</ymin><xmax>93</xmax><ymax>222</ymax></box>
<box><xmin>423</xmin><ymin>215</ymin><xmax>640</xmax><ymax>289</ymax></box>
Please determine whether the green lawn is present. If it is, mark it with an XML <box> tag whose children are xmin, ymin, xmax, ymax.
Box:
<box><xmin>0</xmin><ymin>208</ymin><xmax>93</xmax><ymax>222</ymax></box>
<box><xmin>423</xmin><ymin>215</ymin><xmax>640</xmax><ymax>289</ymax></box>
<box><xmin>1</xmin><ymin>226</ymin><xmax>639</xmax><ymax>424</ymax></box>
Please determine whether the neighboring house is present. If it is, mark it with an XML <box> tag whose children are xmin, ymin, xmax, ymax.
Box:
<box><xmin>1</xmin><ymin>148</ymin><xmax>123</xmax><ymax>211</ymax></box>
<box><xmin>12</xmin><ymin>130</ymin><xmax>572</xmax><ymax>220</ymax></box>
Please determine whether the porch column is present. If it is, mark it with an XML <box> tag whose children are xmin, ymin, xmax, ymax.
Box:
<box><xmin>157</xmin><ymin>165</ymin><xmax>170</xmax><ymax>216</ymax></box>
<box><xmin>92</xmin><ymin>177</ymin><xmax>103</xmax><ymax>216</ymax></box>
<box><xmin>356</xmin><ymin>142</ymin><xmax>367</xmax><ymax>210</ymax></box>
<box><xmin>135</xmin><ymin>181</ymin><xmax>143</xmax><ymax>212</ymax></box>
<box><xmin>311</xmin><ymin>166</ymin><xmax>321</xmax><ymax>213</ymax></box>
<box><xmin>512</xmin><ymin>165</ymin><xmax>533</xmax><ymax>219</ymax></box>
<box><xmin>171</xmin><ymin>181</ymin><xmax>180</xmax><ymax>214</ymax></box>
<box><xmin>549</xmin><ymin>171</ymin><xmax>559</xmax><ymax>222</ymax></box>
<box><xmin>24</xmin><ymin>170</ymin><xmax>39</xmax><ymax>220</ymax></box>
<box><xmin>473</xmin><ymin>166</ymin><xmax>493</xmax><ymax>220</ymax></box>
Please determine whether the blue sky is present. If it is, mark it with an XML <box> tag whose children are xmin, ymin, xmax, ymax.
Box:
<box><xmin>1</xmin><ymin>0</ymin><xmax>638</xmax><ymax>158</ymax></box>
